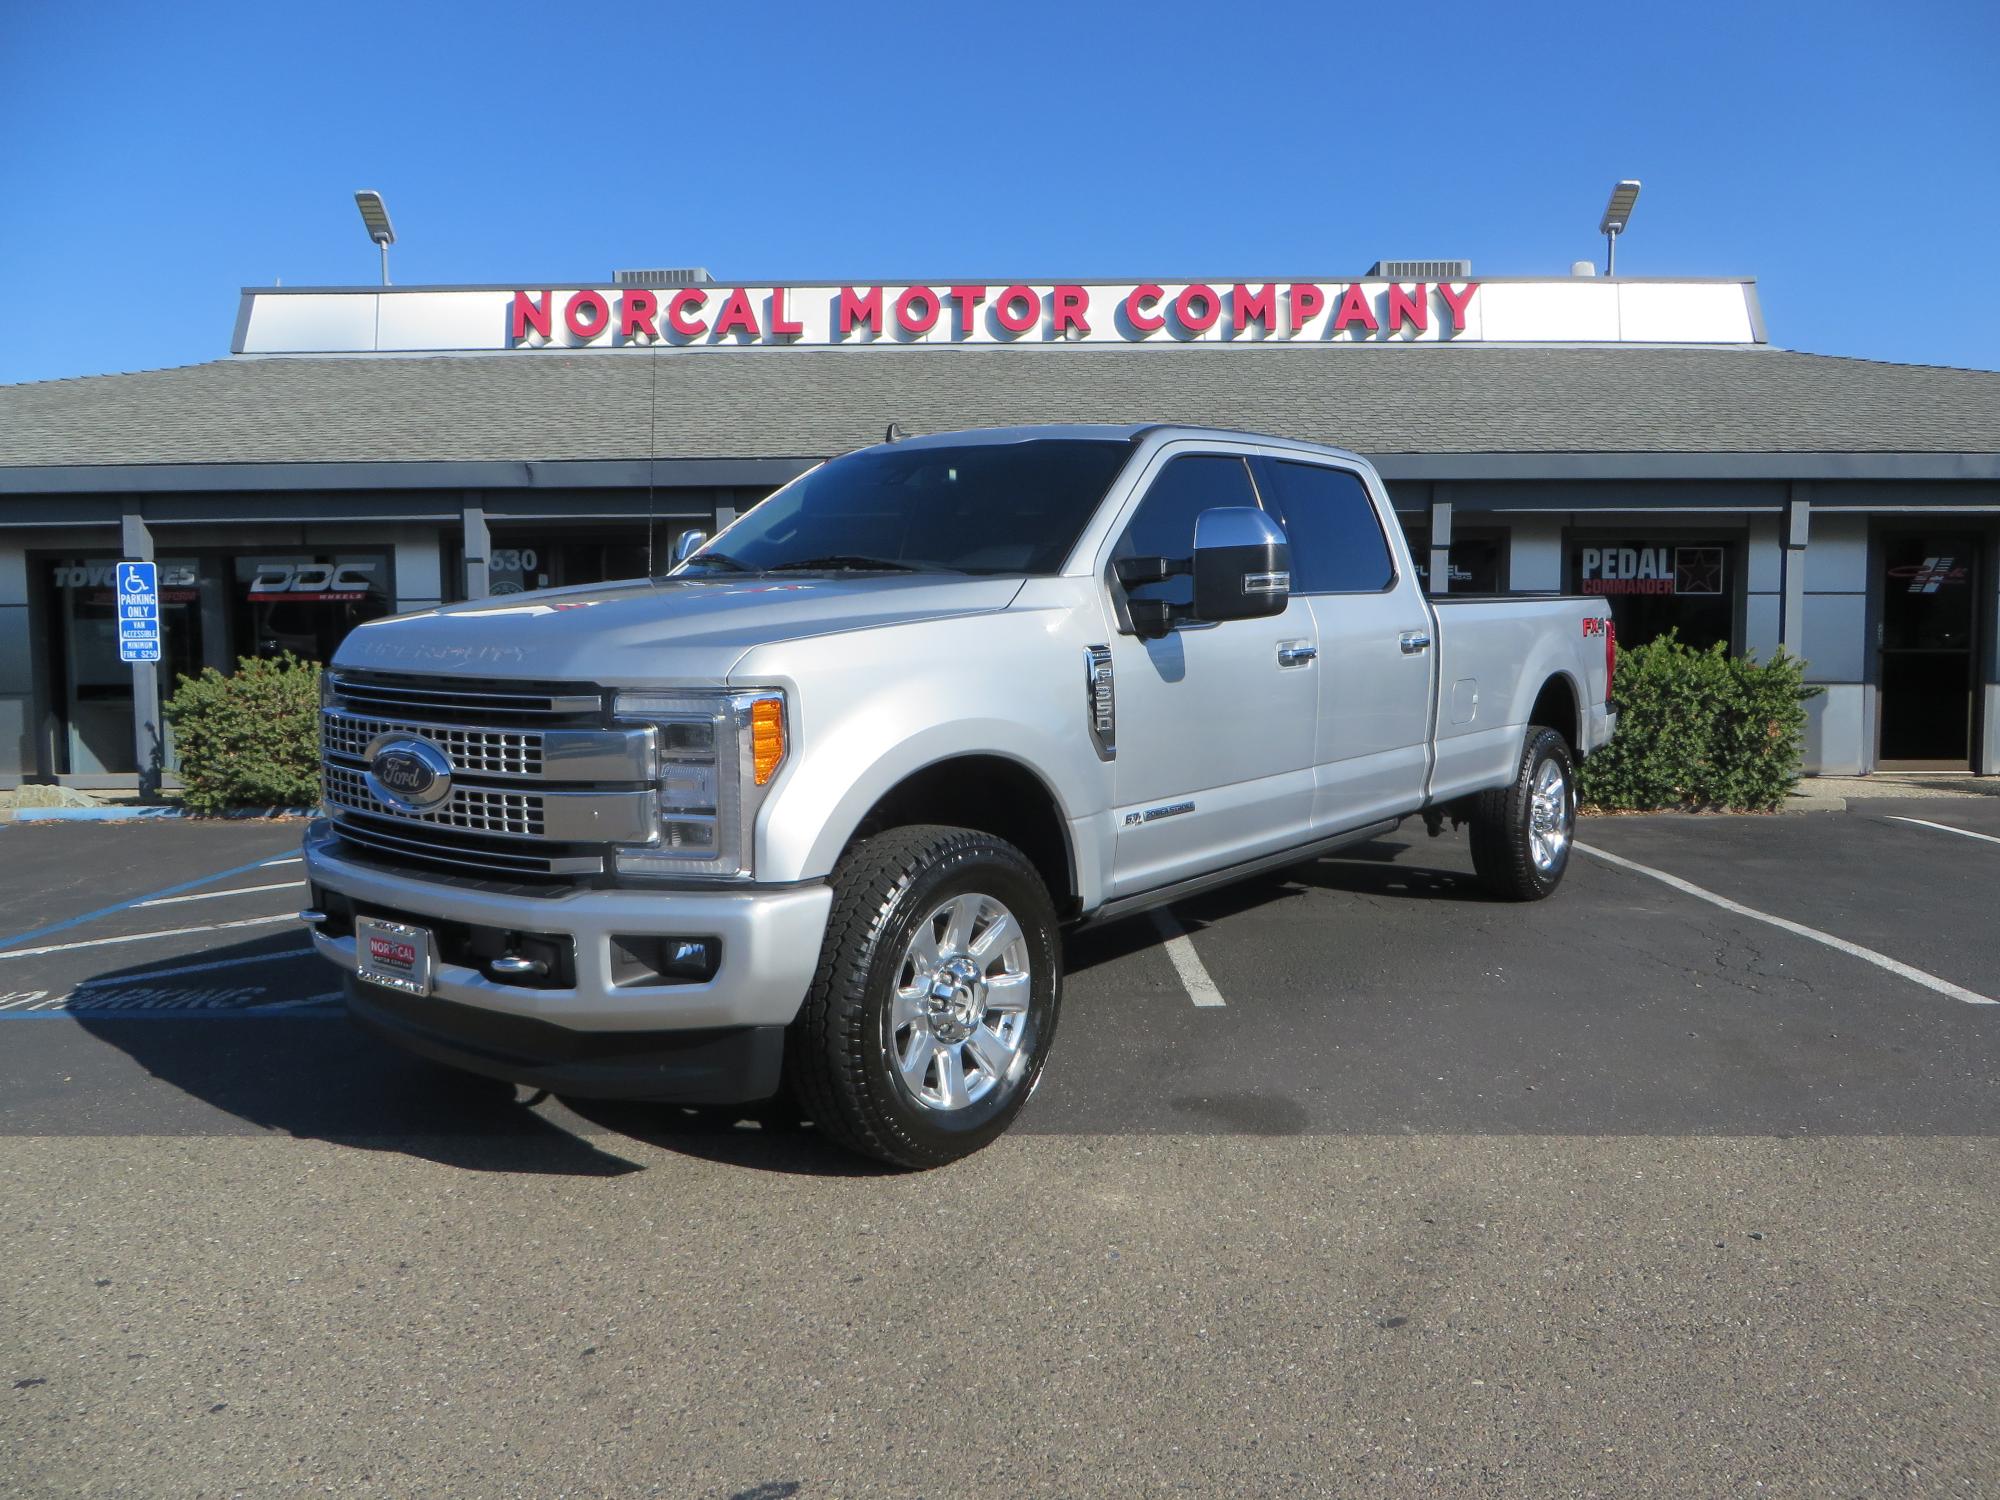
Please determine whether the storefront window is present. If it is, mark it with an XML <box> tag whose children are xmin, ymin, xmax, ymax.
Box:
<box><xmin>485</xmin><ymin>529</ymin><xmax>653</xmax><ymax>594</ymax></box>
<box><xmin>1401</xmin><ymin>523</ymin><xmax>1505</xmax><ymax>593</ymax></box>
<box><xmin>233</xmin><ymin>553</ymin><xmax>391</xmax><ymax>662</ymax></box>
<box><xmin>45</xmin><ymin>557</ymin><xmax>205</xmax><ymax>774</ymax></box>
<box><xmin>1570</xmin><ymin>540</ymin><xmax>1733</xmax><ymax>650</ymax></box>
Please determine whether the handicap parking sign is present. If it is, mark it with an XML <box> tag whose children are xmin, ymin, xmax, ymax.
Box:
<box><xmin>115</xmin><ymin>560</ymin><xmax>161</xmax><ymax>663</ymax></box>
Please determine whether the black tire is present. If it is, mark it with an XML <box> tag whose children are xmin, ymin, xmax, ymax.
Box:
<box><xmin>789</xmin><ymin>824</ymin><xmax>1062</xmax><ymax>1169</ymax></box>
<box><xmin>1469</xmin><ymin>726</ymin><xmax>1576</xmax><ymax>902</ymax></box>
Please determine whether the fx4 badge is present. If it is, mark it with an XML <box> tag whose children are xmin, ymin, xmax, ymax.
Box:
<box><xmin>1124</xmin><ymin>801</ymin><xmax>1195</xmax><ymax>827</ymax></box>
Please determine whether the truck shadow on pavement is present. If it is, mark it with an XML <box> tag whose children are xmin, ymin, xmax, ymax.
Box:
<box><xmin>1063</xmin><ymin>839</ymin><xmax>1485</xmax><ymax>974</ymax></box>
<box><xmin>62</xmin><ymin>938</ymin><xmax>889</xmax><ymax>1178</ymax></box>
<box><xmin>61</xmin><ymin>841</ymin><xmax>1493</xmax><ymax>1178</ymax></box>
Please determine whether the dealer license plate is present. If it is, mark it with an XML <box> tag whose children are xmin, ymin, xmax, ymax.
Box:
<box><xmin>356</xmin><ymin>916</ymin><xmax>434</xmax><ymax>996</ymax></box>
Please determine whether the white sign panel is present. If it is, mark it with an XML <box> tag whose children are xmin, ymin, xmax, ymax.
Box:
<box><xmin>235</xmin><ymin>278</ymin><xmax>1764</xmax><ymax>355</ymax></box>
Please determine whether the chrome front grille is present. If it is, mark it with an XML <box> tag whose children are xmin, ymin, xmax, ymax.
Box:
<box><xmin>322</xmin><ymin>672</ymin><xmax>663</xmax><ymax>876</ymax></box>
<box><xmin>330</xmin><ymin>674</ymin><xmax>602</xmax><ymax>721</ymax></box>
<box><xmin>323</xmin><ymin>713</ymin><xmax>545</xmax><ymax>777</ymax></box>
<box><xmin>324</xmin><ymin>763</ymin><xmax>548</xmax><ymax>837</ymax></box>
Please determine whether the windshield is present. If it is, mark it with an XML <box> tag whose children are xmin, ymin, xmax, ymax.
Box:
<box><xmin>675</xmin><ymin>438</ymin><xmax>1135</xmax><ymax>577</ymax></box>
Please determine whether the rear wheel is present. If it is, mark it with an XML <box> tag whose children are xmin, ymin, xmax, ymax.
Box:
<box><xmin>1469</xmin><ymin>726</ymin><xmax>1575</xmax><ymax>901</ymax></box>
<box><xmin>789</xmin><ymin>824</ymin><xmax>1061</xmax><ymax>1169</ymax></box>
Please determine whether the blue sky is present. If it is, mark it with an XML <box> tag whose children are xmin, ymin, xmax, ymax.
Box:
<box><xmin>2</xmin><ymin>0</ymin><xmax>1996</xmax><ymax>384</ymax></box>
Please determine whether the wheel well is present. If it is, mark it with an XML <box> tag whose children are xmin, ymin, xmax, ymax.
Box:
<box><xmin>849</xmin><ymin>756</ymin><xmax>1077</xmax><ymax>917</ymax></box>
<box><xmin>1530</xmin><ymin>674</ymin><xmax>1581</xmax><ymax>755</ymax></box>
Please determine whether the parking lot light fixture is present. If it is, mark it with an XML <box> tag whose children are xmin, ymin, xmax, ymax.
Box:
<box><xmin>354</xmin><ymin>190</ymin><xmax>396</xmax><ymax>286</ymax></box>
<box><xmin>1599</xmin><ymin>179</ymin><xmax>1641</xmax><ymax>276</ymax></box>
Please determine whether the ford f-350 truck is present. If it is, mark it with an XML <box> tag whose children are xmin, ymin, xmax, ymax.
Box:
<box><xmin>302</xmin><ymin>425</ymin><xmax>1616</xmax><ymax>1166</ymax></box>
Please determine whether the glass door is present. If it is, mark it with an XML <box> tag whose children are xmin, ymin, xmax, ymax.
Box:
<box><xmin>1877</xmin><ymin>532</ymin><xmax>1979</xmax><ymax>769</ymax></box>
<box><xmin>45</xmin><ymin>557</ymin><xmax>205</xmax><ymax>775</ymax></box>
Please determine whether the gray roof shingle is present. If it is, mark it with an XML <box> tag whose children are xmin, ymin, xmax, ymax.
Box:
<box><xmin>2</xmin><ymin>344</ymin><xmax>1997</xmax><ymax>470</ymax></box>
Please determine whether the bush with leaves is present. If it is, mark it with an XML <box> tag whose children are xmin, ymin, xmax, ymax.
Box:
<box><xmin>1575</xmin><ymin>632</ymin><xmax>1820</xmax><ymax>812</ymax></box>
<box><xmin>164</xmin><ymin>653</ymin><xmax>323</xmax><ymax>813</ymax></box>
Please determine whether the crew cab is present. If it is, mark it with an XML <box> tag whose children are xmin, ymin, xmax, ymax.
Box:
<box><xmin>302</xmin><ymin>425</ymin><xmax>1616</xmax><ymax>1166</ymax></box>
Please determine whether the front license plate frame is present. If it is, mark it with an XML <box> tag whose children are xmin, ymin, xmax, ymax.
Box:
<box><xmin>355</xmin><ymin>915</ymin><xmax>434</xmax><ymax>996</ymax></box>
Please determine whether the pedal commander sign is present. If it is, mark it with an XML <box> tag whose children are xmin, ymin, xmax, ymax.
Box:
<box><xmin>232</xmin><ymin>279</ymin><xmax>1768</xmax><ymax>353</ymax></box>
<box><xmin>1577</xmin><ymin>545</ymin><xmax>1726</xmax><ymax>596</ymax></box>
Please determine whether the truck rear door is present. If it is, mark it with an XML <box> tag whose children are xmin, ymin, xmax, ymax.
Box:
<box><xmin>1253</xmin><ymin>456</ymin><xmax>1436</xmax><ymax>831</ymax></box>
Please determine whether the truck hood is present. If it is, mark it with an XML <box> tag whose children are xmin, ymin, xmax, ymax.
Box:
<box><xmin>331</xmin><ymin>573</ymin><xmax>1026</xmax><ymax>686</ymax></box>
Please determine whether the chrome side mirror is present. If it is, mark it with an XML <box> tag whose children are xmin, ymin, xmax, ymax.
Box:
<box><xmin>673</xmin><ymin>529</ymin><xmax>709</xmax><ymax>566</ymax></box>
<box><xmin>1191</xmin><ymin>506</ymin><xmax>1290</xmax><ymax>622</ymax></box>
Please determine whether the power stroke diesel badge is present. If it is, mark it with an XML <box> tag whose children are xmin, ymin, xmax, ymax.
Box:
<box><xmin>364</xmin><ymin>735</ymin><xmax>454</xmax><ymax>812</ymax></box>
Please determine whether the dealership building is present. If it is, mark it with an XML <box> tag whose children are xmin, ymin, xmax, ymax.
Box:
<box><xmin>1</xmin><ymin>268</ymin><xmax>1996</xmax><ymax>785</ymax></box>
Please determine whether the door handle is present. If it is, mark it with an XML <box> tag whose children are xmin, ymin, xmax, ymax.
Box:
<box><xmin>1277</xmin><ymin>641</ymin><xmax>1318</xmax><ymax>667</ymax></box>
<box><xmin>1399</xmin><ymin>631</ymin><xmax>1432</xmax><ymax>654</ymax></box>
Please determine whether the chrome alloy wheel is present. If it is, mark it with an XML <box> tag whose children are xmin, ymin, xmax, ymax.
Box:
<box><xmin>1528</xmin><ymin>756</ymin><xmax>1572</xmax><ymax>874</ymax></box>
<box><xmin>887</xmin><ymin>892</ymin><xmax>1034</xmax><ymax>1112</ymax></box>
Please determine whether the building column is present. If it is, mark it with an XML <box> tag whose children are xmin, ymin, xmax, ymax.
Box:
<box><xmin>462</xmin><ymin>501</ymin><xmax>490</xmax><ymax>601</ymax></box>
<box><xmin>0</xmin><ymin>543</ymin><xmax>31</xmax><ymax>785</ymax></box>
<box><xmin>1780</xmin><ymin>487</ymin><xmax>1810</xmax><ymax>657</ymax></box>
<box><xmin>121</xmin><ymin>506</ymin><xmax>161</xmax><ymax>798</ymax></box>
<box><xmin>1981</xmin><ymin>529</ymin><xmax>2000</xmax><ymax>776</ymax></box>
<box><xmin>1428</xmin><ymin>497</ymin><xmax>1453</xmax><ymax>595</ymax></box>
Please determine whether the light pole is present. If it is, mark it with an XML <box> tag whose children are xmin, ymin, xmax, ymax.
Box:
<box><xmin>354</xmin><ymin>190</ymin><xmax>396</xmax><ymax>285</ymax></box>
<box><xmin>1600</xmin><ymin>180</ymin><xmax>1641</xmax><ymax>276</ymax></box>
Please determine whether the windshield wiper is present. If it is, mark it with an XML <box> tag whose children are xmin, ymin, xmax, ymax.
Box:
<box><xmin>764</xmin><ymin>555</ymin><xmax>945</xmax><ymax>573</ymax></box>
<box><xmin>675</xmin><ymin>551</ymin><xmax>749</xmax><ymax>573</ymax></box>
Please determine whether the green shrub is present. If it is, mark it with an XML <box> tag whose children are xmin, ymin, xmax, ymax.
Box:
<box><xmin>1576</xmin><ymin>632</ymin><xmax>1820</xmax><ymax>813</ymax></box>
<box><xmin>164</xmin><ymin>653</ymin><xmax>323</xmax><ymax>813</ymax></box>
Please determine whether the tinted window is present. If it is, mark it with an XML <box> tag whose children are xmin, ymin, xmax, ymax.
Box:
<box><xmin>679</xmin><ymin>438</ymin><xmax>1133</xmax><ymax>577</ymax></box>
<box><xmin>1116</xmin><ymin>455</ymin><xmax>1262</xmax><ymax>608</ymax></box>
<box><xmin>1262</xmin><ymin>461</ymin><xmax>1394</xmax><ymax>593</ymax></box>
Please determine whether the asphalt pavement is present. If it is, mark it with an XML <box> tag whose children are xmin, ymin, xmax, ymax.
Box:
<box><xmin>1</xmin><ymin>804</ymin><xmax>1995</xmax><ymax>1496</ymax></box>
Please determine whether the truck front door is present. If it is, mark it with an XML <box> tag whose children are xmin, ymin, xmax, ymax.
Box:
<box><xmin>1103</xmin><ymin>450</ymin><xmax>1319</xmax><ymax>900</ymax></box>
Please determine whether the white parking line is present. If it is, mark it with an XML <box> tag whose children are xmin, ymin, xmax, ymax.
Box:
<box><xmin>1576</xmin><ymin>842</ymin><xmax>1995</xmax><ymax>1007</ymax></box>
<box><xmin>1885</xmin><ymin>815</ymin><xmax>2000</xmax><ymax>849</ymax></box>
<box><xmin>136</xmin><ymin>880</ymin><xmax>307</xmax><ymax>908</ymax></box>
<box><xmin>0</xmin><ymin>913</ymin><xmax>299</xmax><ymax>961</ymax></box>
<box><xmin>1150</xmin><ymin>907</ymin><xmax>1227</xmax><ymax>1007</ymax></box>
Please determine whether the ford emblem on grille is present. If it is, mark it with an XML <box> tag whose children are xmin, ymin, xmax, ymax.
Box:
<box><xmin>363</xmin><ymin>735</ymin><xmax>454</xmax><ymax>812</ymax></box>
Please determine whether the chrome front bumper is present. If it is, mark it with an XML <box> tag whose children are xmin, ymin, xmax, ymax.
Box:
<box><xmin>301</xmin><ymin>821</ymin><xmax>832</xmax><ymax>1033</ymax></box>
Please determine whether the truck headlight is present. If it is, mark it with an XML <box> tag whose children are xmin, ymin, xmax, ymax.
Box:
<box><xmin>610</xmin><ymin>689</ymin><xmax>787</xmax><ymax>881</ymax></box>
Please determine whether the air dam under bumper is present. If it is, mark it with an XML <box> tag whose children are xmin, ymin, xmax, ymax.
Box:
<box><xmin>302</xmin><ymin>823</ymin><xmax>833</xmax><ymax>1089</ymax></box>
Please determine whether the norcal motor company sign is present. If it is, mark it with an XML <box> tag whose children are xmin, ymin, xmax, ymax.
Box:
<box><xmin>232</xmin><ymin>278</ymin><xmax>1766</xmax><ymax>354</ymax></box>
<box><xmin>505</xmin><ymin>280</ymin><xmax>1480</xmax><ymax>347</ymax></box>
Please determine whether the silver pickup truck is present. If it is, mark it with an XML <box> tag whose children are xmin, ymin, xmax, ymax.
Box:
<box><xmin>302</xmin><ymin>424</ymin><xmax>1616</xmax><ymax>1166</ymax></box>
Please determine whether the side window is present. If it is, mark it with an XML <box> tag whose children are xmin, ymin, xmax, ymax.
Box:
<box><xmin>1261</xmin><ymin>460</ymin><xmax>1395</xmax><ymax>593</ymax></box>
<box><xmin>1116</xmin><ymin>454</ymin><xmax>1262</xmax><ymax>608</ymax></box>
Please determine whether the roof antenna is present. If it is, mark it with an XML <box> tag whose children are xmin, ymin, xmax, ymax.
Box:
<box><xmin>884</xmin><ymin>421</ymin><xmax>905</xmax><ymax>443</ymax></box>
<box><xmin>646</xmin><ymin>327</ymin><xmax>660</xmax><ymax>579</ymax></box>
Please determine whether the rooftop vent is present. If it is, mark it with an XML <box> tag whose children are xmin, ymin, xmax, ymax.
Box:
<box><xmin>1367</xmin><ymin>259</ymin><xmax>1472</xmax><ymax>280</ymax></box>
<box><xmin>612</xmin><ymin>267</ymin><xmax>715</xmax><ymax>287</ymax></box>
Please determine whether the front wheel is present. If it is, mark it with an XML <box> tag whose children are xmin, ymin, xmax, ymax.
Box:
<box><xmin>789</xmin><ymin>825</ymin><xmax>1061</xmax><ymax>1169</ymax></box>
<box><xmin>1468</xmin><ymin>726</ymin><xmax>1576</xmax><ymax>901</ymax></box>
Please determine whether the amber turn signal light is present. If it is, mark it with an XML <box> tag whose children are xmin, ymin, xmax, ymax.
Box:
<box><xmin>751</xmin><ymin>698</ymin><xmax>785</xmax><ymax>786</ymax></box>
